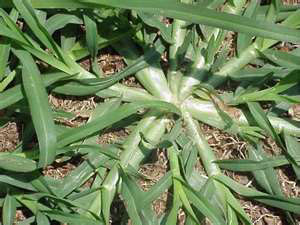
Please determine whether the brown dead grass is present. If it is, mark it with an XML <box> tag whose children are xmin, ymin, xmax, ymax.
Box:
<box><xmin>0</xmin><ymin>122</ymin><xmax>21</xmax><ymax>152</ymax></box>
<box><xmin>283</xmin><ymin>0</ymin><xmax>300</xmax><ymax>4</ymax></box>
<box><xmin>139</xmin><ymin>149</ymin><xmax>169</xmax><ymax>217</ymax></box>
<box><xmin>43</xmin><ymin>162</ymin><xmax>77</xmax><ymax>179</ymax></box>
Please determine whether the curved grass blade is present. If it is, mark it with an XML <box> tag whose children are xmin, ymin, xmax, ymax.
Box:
<box><xmin>182</xmin><ymin>185</ymin><xmax>226</xmax><ymax>225</ymax></box>
<box><xmin>17</xmin><ymin>217</ymin><xmax>36</xmax><ymax>225</ymax></box>
<box><xmin>0</xmin><ymin>72</ymin><xmax>71</xmax><ymax>110</ymax></box>
<box><xmin>284</xmin><ymin>132</ymin><xmax>300</xmax><ymax>179</ymax></box>
<box><xmin>237</xmin><ymin>0</ymin><xmax>260</xmax><ymax>56</ymax></box>
<box><xmin>120</xmin><ymin>168</ymin><xmax>157</xmax><ymax>225</ymax></box>
<box><xmin>141</xmin><ymin>172</ymin><xmax>172</xmax><ymax>207</ymax></box>
<box><xmin>0</xmin><ymin>154</ymin><xmax>37</xmax><ymax>172</ymax></box>
<box><xmin>64</xmin><ymin>145</ymin><xmax>119</xmax><ymax>160</ymax></box>
<box><xmin>0</xmin><ymin>40</ymin><xmax>10</xmax><ymax>81</ymax></box>
<box><xmin>36</xmin><ymin>212</ymin><xmax>50</xmax><ymax>225</ymax></box>
<box><xmin>247</xmin><ymin>102</ymin><xmax>283</xmax><ymax>147</ymax></box>
<box><xmin>1</xmin><ymin>5</ymin><xmax>87</xmax><ymax>76</ymax></box>
<box><xmin>214</xmin><ymin>155</ymin><xmax>293</xmax><ymax>171</ymax></box>
<box><xmin>83</xmin><ymin>13</ymin><xmax>98</xmax><ymax>60</ymax></box>
<box><xmin>101</xmin><ymin>167</ymin><xmax>119</xmax><ymax>225</ymax></box>
<box><xmin>0</xmin><ymin>71</ymin><xmax>16</xmax><ymax>92</ymax></box>
<box><xmin>164</xmin><ymin>183</ymin><xmax>181</xmax><ymax>225</ymax></box>
<box><xmin>58</xmin><ymin>101</ymin><xmax>180</xmax><ymax>147</ymax></box>
<box><xmin>138</xmin><ymin>12</ymin><xmax>173</xmax><ymax>44</ymax></box>
<box><xmin>224</xmin><ymin>189</ymin><xmax>252</xmax><ymax>225</ymax></box>
<box><xmin>249</xmin><ymin>143</ymin><xmax>296</xmax><ymax>224</ymax></box>
<box><xmin>43</xmin><ymin>210</ymin><xmax>102</xmax><ymax>225</ymax></box>
<box><xmin>168</xmin><ymin>148</ymin><xmax>200</xmax><ymax>224</ymax></box>
<box><xmin>70</xmin><ymin>24</ymin><xmax>141</xmax><ymax>61</ymax></box>
<box><xmin>84</xmin><ymin>12</ymin><xmax>102</xmax><ymax>76</ymax></box>
<box><xmin>262</xmin><ymin>49</ymin><xmax>300</xmax><ymax>69</ymax></box>
<box><xmin>53</xmin><ymin>44</ymin><xmax>163</xmax><ymax>96</ymax></box>
<box><xmin>249</xmin><ymin>146</ymin><xmax>273</xmax><ymax>193</ymax></box>
<box><xmin>80</xmin><ymin>0</ymin><xmax>300</xmax><ymax>43</ymax></box>
<box><xmin>46</xmin><ymin>13</ymin><xmax>82</xmax><ymax>35</ymax></box>
<box><xmin>28</xmin><ymin>173</ymin><xmax>57</xmax><ymax>195</ymax></box>
<box><xmin>20</xmin><ymin>45</ymin><xmax>74</xmax><ymax>74</ymax></box>
<box><xmin>0</xmin><ymin>0</ymin><xmax>98</xmax><ymax>9</ymax></box>
<box><xmin>25</xmin><ymin>192</ymin><xmax>101</xmax><ymax>216</ymax></box>
<box><xmin>60</xmin><ymin>25</ymin><xmax>77</xmax><ymax>53</ymax></box>
<box><xmin>0</xmin><ymin>12</ymin><xmax>74</xmax><ymax>74</ymax></box>
<box><xmin>12</xmin><ymin>0</ymin><xmax>69</xmax><ymax>65</ymax></box>
<box><xmin>55</xmin><ymin>153</ymin><xmax>112</xmax><ymax>197</ymax></box>
<box><xmin>0</xmin><ymin>9</ymin><xmax>28</xmax><ymax>45</ymax></box>
<box><xmin>0</xmin><ymin>9</ymin><xmax>18</xmax><ymax>80</ymax></box>
<box><xmin>0</xmin><ymin>174</ymin><xmax>37</xmax><ymax>191</ymax></box>
<box><xmin>13</xmin><ymin>0</ymin><xmax>52</xmax><ymax>49</ymax></box>
<box><xmin>14</xmin><ymin>50</ymin><xmax>57</xmax><ymax>167</ymax></box>
<box><xmin>76</xmin><ymin>97</ymin><xmax>122</xmax><ymax>153</ymax></box>
<box><xmin>214</xmin><ymin>174</ymin><xmax>300</xmax><ymax>214</ymax></box>
<box><xmin>249</xmin><ymin>143</ymin><xmax>285</xmax><ymax>196</ymax></box>
<box><xmin>4</xmin><ymin>0</ymin><xmax>300</xmax><ymax>42</ymax></box>
<box><xmin>71</xmin><ymin>188</ymin><xmax>102</xmax><ymax>220</ymax></box>
<box><xmin>3</xmin><ymin>194</ymin><xmax>17</xmax><ymax>225</ymax></box>
<box><xmin>55</xmin><ymin>100</ymin><xmax>122</xmax><ymax>198</ymax></box>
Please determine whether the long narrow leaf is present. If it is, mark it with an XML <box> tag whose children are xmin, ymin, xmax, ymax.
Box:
<box><xmin>3</xmin><ymin>194</ymin><xmax>17</xmax><ymax>225</ymax></box>
<box><xmin>0</xmin><ymin>154</ymin><xmax>37</xmax><ymax>172</ymax></box>
<box><xmin>3</xmin><ymin>0</ymin><xmax>300</xmax><ymax>43</ymax></box>
<box><xmin>214</xmin><ymin>155</ymin><xmax>295</xmax><ymax>171</ymax></box>
<box><xmin>80</xmin><ymin>0</ymin><xmax>300</xmax><ymax>43</ymax></box>
<box><xmin>14</xmin><ymin>50</ymin><xmax>57</xmax><ymax>167</ymax></box>
<box><xmin>214</xmin><ymin>174</ymin><xmax>300</xmax><ymax>214</ymax></box>
<box><xmin>247</xmin><ymin>102</ymin><xmax>283</xmax><ymax>146</ymax></box>
<box><xmin>58</xmin><ymin>101</ymin><xmax>180</xmax><ymax>147</ymax></box>
<box><xmin>46</xmin><ymin>13</ymin><xmax>82</xmax><ymax>35</ymax></box>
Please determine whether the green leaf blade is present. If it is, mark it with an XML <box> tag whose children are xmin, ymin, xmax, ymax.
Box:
<box><xmin>3</xmin><ymin>194</ymin><xmax>17</xmax><ymax>225</ymax></box>
<box><xmin>16</xmin><ymin>50</ymin><xmax>57</xmax><ymax>167</ymax></box>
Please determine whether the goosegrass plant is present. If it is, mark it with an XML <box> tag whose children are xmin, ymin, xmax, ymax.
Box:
<box><xmin>1</xmin><ymin>0</ymin><xmax>300</xmax><ymax>224</ymax></box>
